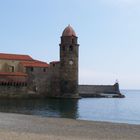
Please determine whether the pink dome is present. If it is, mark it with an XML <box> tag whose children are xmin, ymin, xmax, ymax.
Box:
<box><xmin>62</xmin><ymin>25</ymin><xmax>76</xmax><ymax>37</ymax></box>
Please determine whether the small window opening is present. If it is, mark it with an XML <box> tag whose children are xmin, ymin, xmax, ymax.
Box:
<box><xmin>30</xmin><ymin>67</ymin><xmax>34</xmax><ymax>72</ymax></box>
<box><xmin>43</xmin><ymin>68</ymin><xmax>46</xmax><ymax>72</ymax></box>
<box><xmin>9</xmin><ymin>66</ymin><xmax>15</xmax><ymax>72</ymax></box>
<box><xmin>12</xmin><ymin>66</ymin><xmax>14</xmax><ymax>72</ymax></box>
<box><xmin>70</xmin><ymin>45</ymin><xmax>73</xmax><ymax>51</ymax></box>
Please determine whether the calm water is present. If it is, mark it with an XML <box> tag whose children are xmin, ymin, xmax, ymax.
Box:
<box><xmin>0</xmin><ymin>90</ymin><xmax>140</xmax><ymax>124</ymax></box>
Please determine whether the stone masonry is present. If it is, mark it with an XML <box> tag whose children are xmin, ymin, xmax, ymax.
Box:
<box><xmin>0</xmin><ymin>25</ymin><xmax>124</xmax><ymax>98</ymax></box>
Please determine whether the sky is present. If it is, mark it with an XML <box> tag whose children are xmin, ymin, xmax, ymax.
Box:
<box><xmin>0</xmin><ymin>0</ymin><xmax>140</xmax><ymax>89</ymax></box>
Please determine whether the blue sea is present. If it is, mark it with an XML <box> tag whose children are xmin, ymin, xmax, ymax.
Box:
<box><xmin>0</xmin><ymin>90</ymin><xmax>140</xmax><ymax>124</ymax></box>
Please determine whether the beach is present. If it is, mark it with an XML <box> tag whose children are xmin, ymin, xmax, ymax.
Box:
<box><xmin>0</xmin><ymin>113</ymin><xmax>139</xmax><ymax>140</ymax></box>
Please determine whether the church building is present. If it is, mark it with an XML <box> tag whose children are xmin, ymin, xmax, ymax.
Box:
<box><xmin>0</xmin><ymin>25</ymin><xmax>123</xmax><ymax>98</ymax></box>
<box><xmin>0</xmin><ymin>25</ymin><xmax>79</xmax><ymax>98</ymax></box>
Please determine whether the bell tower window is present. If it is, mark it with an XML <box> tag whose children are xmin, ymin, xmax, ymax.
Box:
<box><xmin>70</xmin><ymin>45</ymin><xmax>73</xmax><ymax>51</ymax></box>
<box><xmin>72</xmin><ymin>38</ymin><xmax>75</xmax><ymax>44</ymax></box>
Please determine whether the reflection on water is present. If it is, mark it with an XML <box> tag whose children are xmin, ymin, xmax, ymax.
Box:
<box><xmin>0</xmin><ymin>90</ymin><xmax>140</xmax><ymax>124</ymax></box>
<box><xmin>0</xmin><ymin>99</ymin><xmax>79</xmax><ymax>119</ymax></box>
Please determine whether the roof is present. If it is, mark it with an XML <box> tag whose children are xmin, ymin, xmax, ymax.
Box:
<box><xmin>0</xmin><ymin>72</ymin><xmax>28</xmax><ymax>83</ymax></box>
<box><xmin>62</xmin><ymin>25</ymin><xmax>76</xmax><ymax>37</ymax></box>
<box><xmin>20</xmin><ymin>60</ymin><xmax>49</xmax><ymax>68</ymax></box>
<box><xmin>0</xmin><ymin>53</ymin><xmax>33</xmax><ymax>61</ymax></box>
<box><xmin>0</xmin><ymin>72</ymin><xmax>27</xmax><ymax>77</ymax></box>
<box><xmin>50</xmin><ymin>61</ymin><xmax>60</xmax><ymax>64</ymax></box>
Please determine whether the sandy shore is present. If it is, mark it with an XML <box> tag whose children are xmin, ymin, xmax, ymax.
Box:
<box><xmin>0</xmin><ymin>112</ymin><xmax>140</xmax><ymax>140</ymax></box>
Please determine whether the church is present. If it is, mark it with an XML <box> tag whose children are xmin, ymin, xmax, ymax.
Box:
<box><xmin>0</xmin><ymin>25</ymin><xmax>124</xmax><ymax>98</ymax></box>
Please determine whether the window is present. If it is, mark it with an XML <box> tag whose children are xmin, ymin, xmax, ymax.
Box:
<box><xmin>30</xmin><ymin>67</ymin><xmax>34</xmax><ymax>72</ymax></box>
<box><xmin>70</xmin><ymin>45</ymin><xmax>73</xmax><ymax>51</ymax></box>
<box><xmin>43</xmin><ymin>68</ymin><xmax>46</xmax><ymax>72</ymax></box>
<box><xmin>11</xmin><ymin>66</ymin><xmax>14</xmax><ymax>72</ymax></box>
<box><xmin>9</xmin><ymin>66</ymin><xmax>14</xmax><ymax>72</ymax></box>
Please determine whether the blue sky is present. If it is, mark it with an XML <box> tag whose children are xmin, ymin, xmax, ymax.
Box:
<box><xmin>0</xmin><ymin>0</ymin><xmax>140</xmax><ymax>89</ymax></box>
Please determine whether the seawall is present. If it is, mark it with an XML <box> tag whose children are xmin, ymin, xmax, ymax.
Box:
<box><xmin>79</xmin><ymin>84</ymin><xmax>124</xmax><ymax>98</ymax></box>
<box><xmin>0</xmin><ymin>83</ymin><xmax>124</xmax><ymax>98</ymax></box>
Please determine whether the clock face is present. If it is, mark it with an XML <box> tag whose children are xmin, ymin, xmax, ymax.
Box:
<box><xmin>69</xmin><ymin>60</ymin><xmax>73</xmax><ymax>65</ymax></box>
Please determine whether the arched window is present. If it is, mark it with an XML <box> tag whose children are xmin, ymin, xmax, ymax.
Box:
<box><xmin>70</xmin><ymin>45</ymin><xmax>73</xmax><ymax>51</ymax></box>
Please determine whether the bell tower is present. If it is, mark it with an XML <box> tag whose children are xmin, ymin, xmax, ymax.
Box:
<box><xmin>59</xmin><ymin>25</ymin><xmax>79</xmax><ymax>98</ymax></box>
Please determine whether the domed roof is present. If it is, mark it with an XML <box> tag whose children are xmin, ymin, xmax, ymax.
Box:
<box><xmin>62</xmin><ymin>25</ymin><xmax>76</xmax><ymax>37</ymax></box>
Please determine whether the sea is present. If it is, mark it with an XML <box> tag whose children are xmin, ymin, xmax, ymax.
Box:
<box><xmin>0</xmin><ymin>90</ymin><xmax>140</xmax><ymax>125</ymax></box>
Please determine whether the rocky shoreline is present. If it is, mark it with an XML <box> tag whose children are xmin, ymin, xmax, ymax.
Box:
<box><xmin>0</xmin><ymin>91</ymin><xmax>125</xmax><ymax>99</ymax></box>
<box><xmin>80</xmin><ymin>93</ymin><xmax>125</xmax><ymax>98</ymax></box>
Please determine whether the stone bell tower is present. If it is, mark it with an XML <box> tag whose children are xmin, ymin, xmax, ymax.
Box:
<box><xmin>59</xmin><ymin>25</ymin><xmax>79</xmax><ymax>98</ymax></box>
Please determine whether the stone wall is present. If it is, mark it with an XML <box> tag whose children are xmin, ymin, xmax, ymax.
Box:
<box><xmin>26</xmin><ymin>67</ymin><xmax>49</xmax><ymax>96</ymax></box>
<box><xmin>48</xmin><ymin>62</ymin><xmax>60</xmax><ymax>97</ymax></box>
<box><xmin>59</xmin><ymin>35</ymin><xmax>79</xmax><ymax>98</ymax></box>
<box><xmin>78</xmin><ymin>83</ymin><xmax>122</xmax><ymax>97</ymax></box>
<box><xmin>0</xmin><ymin>85</ymin><xmax>28</xmax><ymax>98</ymax></box>
<box><xmin>0</xmin><ymin>60</ymin><xmax>21</xmax><ymax>72</ymax></box>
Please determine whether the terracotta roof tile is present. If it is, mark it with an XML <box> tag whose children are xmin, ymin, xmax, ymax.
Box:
<box><xmin>0</xmin><ymin>72</ymin><xmax>28</xmax><ymax>83</ymax></box>
<box><xmin>0</xmin><ymin>72</ymin><xmax>27</xmax><ymax>77</ymax></box>
<box><xmin>20</xmin><ymin>60</ymin><xmax>49</xmax><ymax>68</ymax></box>
<box><xmin>0</xmin><ymin>53</ymin><xmax>33</xmax><ymax>61</ymax></box>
